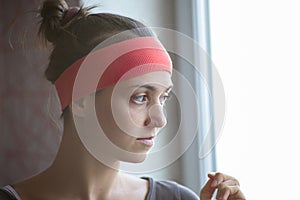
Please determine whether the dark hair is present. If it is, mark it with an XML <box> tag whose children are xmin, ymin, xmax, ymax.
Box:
<box><xmin>39</xmin><ymin>0</ymin><xmax>155</xmax><ymax>84</ymax></box>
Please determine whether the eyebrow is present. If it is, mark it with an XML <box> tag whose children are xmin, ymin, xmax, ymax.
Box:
<box><xmin>131</xmin><ymin>84</ymin><xmax>173</xmax><ymax>92</ymax></box>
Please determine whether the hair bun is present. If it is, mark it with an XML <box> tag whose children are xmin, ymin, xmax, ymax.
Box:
<box><xmin>39</xmin><ymin>0</ymin><xmax>69</xmax><ymax>43</ymax></box>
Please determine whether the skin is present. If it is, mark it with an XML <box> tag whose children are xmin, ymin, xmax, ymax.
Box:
<box><xmin>11</xmin><ymin>71</ymin><xmax>245</xmax><ymax>200</ymax></box>
<box><xmin>94</xmin><ymin>71</ymin><xmax>172</xmax><ymax>160</ymax></box>
<box><xmin>200</xmin><ymin>173</ymin><xmax>246</xmax><ymax>200</ymax></box>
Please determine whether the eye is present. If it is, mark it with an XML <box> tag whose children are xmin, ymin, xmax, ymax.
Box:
<box><xmin>160</xmin><ymin>93</ymin><xmax>172</xmax><ymax>105</ymax></box>
<box><xmin>131</xmin><ymin>94</ymin><xmax>148</xmax><ymax>105</ymax></box>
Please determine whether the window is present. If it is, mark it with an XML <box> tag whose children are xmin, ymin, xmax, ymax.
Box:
<box><xmin>210</xmin><ymin>0</ymin><xmax>300</xmax><ymax>199</ymax></box>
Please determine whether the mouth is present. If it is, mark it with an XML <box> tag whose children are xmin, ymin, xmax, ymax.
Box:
<box><xmin>136</xmin><ymin>136</ymin><xmax>155</xmax><ymax>147</ymax></box>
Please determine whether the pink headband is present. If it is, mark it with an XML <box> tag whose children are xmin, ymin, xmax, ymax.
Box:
<box><xmin>55</xmin><ymin>37</ymin><xmax>172</xmax><ymax>110</ymax></box>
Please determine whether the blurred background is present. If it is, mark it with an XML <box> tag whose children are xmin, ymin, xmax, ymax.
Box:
<box><xmin>0</xmin><ymin>0</ymin><xmax>77</xmax><ymax>187</ymax></box>
<box><xmin>1</xmin><ymin>0</ymin><xmax>300</xmax><ymax>199</ymax></box>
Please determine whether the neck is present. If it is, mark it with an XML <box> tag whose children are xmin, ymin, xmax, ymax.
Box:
<box><xmin>32</xmin><ymin>115</ymin><xmax>123</xmax><ymax>199</ymax></box>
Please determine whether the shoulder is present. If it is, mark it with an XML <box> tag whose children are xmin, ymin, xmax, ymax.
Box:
<box><xmin>156</xmin><ymin>180</ymin><xmax>200</xmax><ymax>200</ymax></box>
<box><xmin>145</xmin><ymin>177</ymin><xmax>199</xmax><ymax>200</ymax></box>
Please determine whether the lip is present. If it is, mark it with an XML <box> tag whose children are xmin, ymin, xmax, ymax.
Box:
<box><xmin>136</xmin><ymin>136</ymin><xmax>155</xmax><ymax>147</ymax></box>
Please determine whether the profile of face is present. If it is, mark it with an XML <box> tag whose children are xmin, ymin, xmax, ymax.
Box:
<box><xmin>93</xmin><ymin>71</ymin><xmax>173</xmax><ymax>162</ymax></box>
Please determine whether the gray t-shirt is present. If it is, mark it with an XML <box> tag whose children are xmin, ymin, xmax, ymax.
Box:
<box><xmin>144</xmin><ymin>177</ymin><xmax>199</xmax><ymax>200</ymax></box>
<box><xmin>0</xmin><ymin>177</ymin><xmax>199</xmax><ymax>200</ymax></box>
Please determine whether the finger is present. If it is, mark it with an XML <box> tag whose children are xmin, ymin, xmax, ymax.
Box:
<box><xmin>200</xmin><ymin>175</ymin><xmax>217</xmax><ymax>199</ymax></box>
<box><xmin>216</xmin><ymin>185</ymin><xmax>244</xmax><ymax>200</ymax></box>
<box><xmin>211</xmin><ymin>172</ymin><xmax>239</xmax><ymax>187</ymax></box>
<box><xmin>216</xmin><ymin>186</ymin><xmax>231</xmax><ymax>200</ymax></box>
<box><xmin>218</xmin><ymin>179</ymin><xmax>240</xmax><ymax>188</ymax></box>
<box><xmin>208</xmin><ymin>173</ymin><xmax>215</xmax><ymax>180</ymax></box>
<box><xmin>216</xmin><ymin>180</ymin><xmax>245</xmax><ymax>200</ymax></box>
<box><xmin>215</xmin><ymin>179</ymin><xmax>238</xmax><ymax>199</ymax></box>
<box><xmin>216</xmin><ymin>186</ymin><xmax>230</xmax><ymax>200</ymax></box>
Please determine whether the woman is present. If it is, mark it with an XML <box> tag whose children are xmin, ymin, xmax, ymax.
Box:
<box><xmin>0</xmin><ymin>0</ymin><xmax>245</xmax><ymax>199</ymax></box>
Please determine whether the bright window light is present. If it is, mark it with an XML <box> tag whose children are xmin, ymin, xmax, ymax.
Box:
<box><xmin>210</xmin><ymin>0</ymin><xmax>300</xmax><ymax>199</ymax></box>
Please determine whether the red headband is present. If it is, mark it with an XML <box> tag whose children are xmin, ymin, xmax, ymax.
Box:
<box><xmin>55</xmin><ymin>37</ymin><xmax>172</xmax><ymax>110</ymax></box>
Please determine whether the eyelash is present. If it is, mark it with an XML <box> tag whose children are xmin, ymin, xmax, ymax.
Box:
<box><xmin>131</xmin><ymin>93</ymin><xmax>171</xmax><ymax>105</ymax></box>
<box><xmin>160</xmin><ymin>94</ymin><xmax>171</xmax><ymax>105</ymax></box>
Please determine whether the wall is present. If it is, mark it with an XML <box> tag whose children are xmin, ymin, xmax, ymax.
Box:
<box><xmin>0</xmin><ymin>0</ymin><xmax>78</xmax><ymax>186</ymax></box>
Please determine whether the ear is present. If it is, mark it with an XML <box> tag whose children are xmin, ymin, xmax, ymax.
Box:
<box><xmin>70</xmin><ymin>96</ymin><xmax>93</xmax><ymax>117</ymax></box>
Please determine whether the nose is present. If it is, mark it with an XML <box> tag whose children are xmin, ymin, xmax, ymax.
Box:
<box><xmin>144</xmin><ymin>104</ymin><xmax>167</xmax><ymax>128</ymax></box>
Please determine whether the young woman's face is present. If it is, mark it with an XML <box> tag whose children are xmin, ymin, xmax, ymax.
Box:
<box><xmin>95</xmin><ymin>71</ymin><xmax>173</xmax><ymax>161</ymax></box>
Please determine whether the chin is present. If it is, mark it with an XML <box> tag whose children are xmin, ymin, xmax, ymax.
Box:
<box><xmin>119</xmin><ymin>152</ymin><xmax>148</xmax><ymax>163</ymax></box>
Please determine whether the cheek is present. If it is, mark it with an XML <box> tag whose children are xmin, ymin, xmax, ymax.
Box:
<box><xmin>129</xmin><ymin>106</ymin><xmax>147</xmax><ymax>127</ymax></box>
<box><xmin>108</xmin><ymin>102</ymin><xmax>148</xmax><ymax>138</ymax></box>
<box><xmin>98</xmin><ymin>98</ymin><xmax>138</xmax><ymax>134</ymax></box>
<box><xmin>113</xmin><ymin>102</ymin><xmax>141</xmax><ymax>131</ymax></box>
<box><xmin>95</xmin><ymin>101</ymin><xmax>113</xmax><ymax>130</ymax></box>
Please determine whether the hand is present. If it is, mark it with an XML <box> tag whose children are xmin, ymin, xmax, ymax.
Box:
<box><xmin>200</xmin><ymin>172</ymin><xmax>246</xmax><ymax>200</ymax></box>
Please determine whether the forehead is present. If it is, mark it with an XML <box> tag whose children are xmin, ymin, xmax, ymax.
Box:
<box><xmin>118</xmin><ymin>71</ymin><xmax>173</xmax><ymax>89</ymax></box>
<box><xmin>97</xmin><ymin>71</ymin><xmax>172</xmax><ymax>100</ymax></box>
<box><xmin>97</xmin><ymin>71</ymin><xmax>173</xmax><ymax>101</ymax></box>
